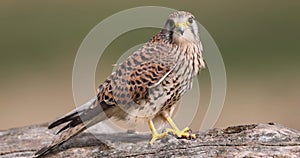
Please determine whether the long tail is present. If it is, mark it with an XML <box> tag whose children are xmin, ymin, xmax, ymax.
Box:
<box><xmin>34</xmin><ymin>121</ymin><xmax>90</xmax><ymax>157</ymax></box>
<box><xmin>34</xmin><ymin>97</ymin><xmax>113</xmax><ymax>157</ymax></box>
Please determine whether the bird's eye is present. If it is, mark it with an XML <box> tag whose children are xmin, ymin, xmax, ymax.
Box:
<box><xmin>166</xmin><ymin>19</ymin><xmax>175</xmax><ymax>30</ymax></box>
<box><xmin>169</xmin><ymin>20</ymin><xmax>175</xmax><ymax>29</ymax></box>
<box><xmin>188</xmin><ymin>17</ymin><xmax>194</xmax><ymax>24</ymax></box>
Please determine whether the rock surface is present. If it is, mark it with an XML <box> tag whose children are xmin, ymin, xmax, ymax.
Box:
<box><xmin>1</xmin><ymin>123</ymin><xmax>300</xmax><ymax>157</ymax></box>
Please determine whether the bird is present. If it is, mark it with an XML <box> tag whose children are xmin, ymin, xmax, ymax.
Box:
<box><xmin>34</xmin><ymin>11</ymin><xmax>206</xmax><ymax>157</ymax></box>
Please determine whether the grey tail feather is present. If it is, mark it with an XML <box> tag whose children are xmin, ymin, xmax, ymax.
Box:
<box><xmin>48</xmin><ymin>97</ymin><xmax>97</xmax><ymax>130</ymax></box>
<box><xmin>34</xmin><ymin>99</ymin><xmax>115</xmax><ymax>157</ymax></box>
<box><xmin>51</xmin><ymin>101</ymin><xmax>113</xmax><ymax>135</ymax></box>
<box><xmin>48</xmin><ymin>111</ymin><xmax>78</xmax><ymax>129</ymax></box>
<box><xmin>34</xmin><ymin>145</ymin><xmax>57</xmax><ymax>158</ymax></box>
<box><xmin>34</xmin><ymin>122</ymin><xmax>88</xmax><ymax>157</ymax></box>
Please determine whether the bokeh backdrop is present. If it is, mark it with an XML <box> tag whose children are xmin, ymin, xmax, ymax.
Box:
<box><xmin>0</xmin><ymin>1</ymin><xmax>299</xmax><ymax>131</ymax></box>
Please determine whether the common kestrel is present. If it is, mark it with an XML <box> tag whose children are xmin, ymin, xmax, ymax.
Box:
<box><xmin>35</xmin><ymin>11</ymin><xmax>206</xmax><ymax>157</ymax></box>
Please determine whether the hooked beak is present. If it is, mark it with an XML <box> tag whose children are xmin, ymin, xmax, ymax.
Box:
<box><xmin>176</xmin><ymin>22</ymin><xmax>187</xmax><ymax>35</ymax></box>
<box><xmin>178</xmin><ymin>26</ymin><xmax>184</xmax><ymax>35</ymax></box>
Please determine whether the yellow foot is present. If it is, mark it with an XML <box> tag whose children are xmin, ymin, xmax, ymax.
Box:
<box><xmin>150</xmin><ymin>132</ymin><xmax>168</xmax><ymax>145</ymax></box>
<box><xmin>166</xmin><ymin>127</ymin><xmax>196</xmax><ymax>139</ymax></box>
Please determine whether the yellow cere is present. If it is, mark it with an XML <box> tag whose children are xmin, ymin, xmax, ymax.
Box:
<box><xmin>175</xmin><ymin>22</ymin><xmax>189</xmax><ymax>28</ymax></box>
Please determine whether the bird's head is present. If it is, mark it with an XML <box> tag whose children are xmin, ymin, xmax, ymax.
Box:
<box><xmin>164</xmin><ymin>11</ymin><xmax>199</xmax><ymax>44</ymax></box>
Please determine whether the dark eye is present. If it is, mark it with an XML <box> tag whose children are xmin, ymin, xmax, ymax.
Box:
<box><xmin>166</xmin><ymin>19</ymin><xmax>175</xmax><ymax>30</ymax></box>
<box><xmin>170</xmin><ymin>20</ymin><xmax>175</xmax><ymax>28</ymax></box>
<box><xmin>188</xmin><ymin>17</ymin><xmax>194</xmax><ymax>24</ymax></box>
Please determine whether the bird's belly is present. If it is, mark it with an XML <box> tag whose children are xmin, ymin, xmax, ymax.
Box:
<box><xmin>124</xmin><ymin>86</ymin><xmax>169</xmax><ymax>124</ymax></box>
<box><xmin>124</xmin><ymin>83</ymin><xmax>190</xmax><ymax>126</ymax></box>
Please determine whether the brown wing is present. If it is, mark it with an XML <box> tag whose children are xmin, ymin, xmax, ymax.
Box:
<box><xmin>97</xmin><ymin>36</ymin><xmax>177</xmax><ymax>108</ymax></box>
<box><xmin>128</xmin><ymin>61</ymin><xmax>175</xmax><ymax>104</ymax></box>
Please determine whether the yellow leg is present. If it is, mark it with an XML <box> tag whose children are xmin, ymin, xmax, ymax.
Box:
<box><xmin>165</xmin><ymin>116</ymin><xmax>196</xmax><ymax>139</ymax></box>
<box><xmin>148</xmin><ymin>120</ymin><xmax>168</xmax><ymax>144</ymax></box>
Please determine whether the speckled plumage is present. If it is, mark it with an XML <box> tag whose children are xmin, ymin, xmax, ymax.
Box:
<box><xmin>35</xmin><ymin>11</ymin><xmax>205</xmax><ymax>157</ymax></box>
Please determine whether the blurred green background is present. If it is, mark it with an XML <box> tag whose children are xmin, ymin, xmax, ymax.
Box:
<box><xmin>0</xmin><ymin>1</ymin><xmax>299</xmax><ymax>130</ymax></box>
